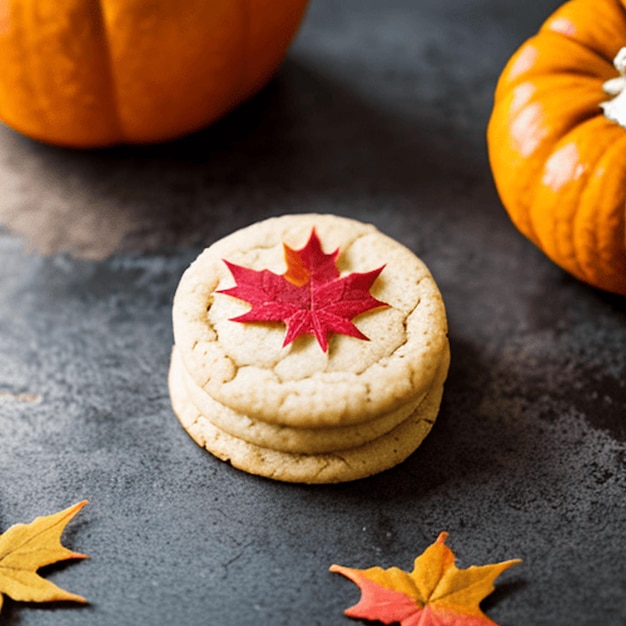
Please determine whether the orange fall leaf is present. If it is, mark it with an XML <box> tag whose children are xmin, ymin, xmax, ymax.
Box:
<box><xmin>330</xmin><ymin>532</ymin><xmax>521</xmax><ymax>626</ymax></box>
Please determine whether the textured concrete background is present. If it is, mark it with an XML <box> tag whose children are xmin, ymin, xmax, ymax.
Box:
<box><xmin>1</xmin><ymin>1</ymin><xmax>625</xmax><ymax>625</ymax></box>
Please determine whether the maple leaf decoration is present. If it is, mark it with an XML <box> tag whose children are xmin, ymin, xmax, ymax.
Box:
<box><xmin>0</xmin><ymin>501</ymin><xmax>88</xmax><ymax>613</ymax></box>
<box><xmin>219</xmin><ymin>228</ymin><xmax>388</xmax><ymax>352</ymax></box>
<box><xmin>330</xmin><ymin>532</ymin><xmax>521</xmax><ymax>626</ymax></box>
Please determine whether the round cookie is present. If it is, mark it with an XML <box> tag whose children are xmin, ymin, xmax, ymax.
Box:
<box><xmin>172</xmin><ymin>213</ymin><xmax>449</xmax><ymax>428</ymax></box>
<box><xmin>169</xmin><ymin>345</ymin><xmax>450</xmax><ymax>484</ymax></box>
<box><xmin>171</xmin><ymin>344</ymin><xmax>449</xmax><ymax>454</ymax></box>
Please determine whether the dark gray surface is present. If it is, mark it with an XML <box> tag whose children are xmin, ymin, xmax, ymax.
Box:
<box><xmin>1</xmin><ymin>1</ymin><xmax>625</xmax><ymax>625</ymax></box>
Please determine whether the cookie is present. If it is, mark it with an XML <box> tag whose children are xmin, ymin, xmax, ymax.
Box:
<box><xmin>172</xmin><ymin>213</ymin><xmax>449</xmax><ymax>427</ymax></box>
<box><xmin>169</xmin><ymin>213</ymin><xmax>450</xmax><ymax>482</ymax></box>
<box><xmin>169</xmin><ymin>343</ymin><xmax>450</xmax><ymax>483</ymax></box>
<box><xmin>172</xmin><ymin>344</ymin><xmax>447</xmax><ymax>454</ymax></box>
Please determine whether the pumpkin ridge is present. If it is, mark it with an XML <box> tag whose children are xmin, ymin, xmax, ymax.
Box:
<box><xmin>529</xmin><ymin>31</ymin><xmax>616</xmax><ymax>82</ymax></box>
<box><xmin>541</xmin><ymin>0</ymin><xmax>626</xmax><ymax>64</ymax></box>
<box><xmin>531</xmin><ymin>115</ymin><xmax>612</xmax><ymax>281</ymax></box>
<box><xmin>8</xmin><ymin>1</ymin><xmax>123</xmax><ymax>146</ymax></box>
<box><xmin>92</xmin><ymin>0</ymin><xmax>124</xmax><ymax>143</ymax></box>
<box><xmin>12</xmin><ymin>4</ymin><xmax>40</xmax><ymax>126</ymax></box>
<box><xmin>492</xmin><ymin>79</ymin><xmax>603</xmax><ymax>247</ymax></box>
<box><xmin>494</xmin><ymin>32</ymin><xmax>613</xmax><ymax>117</ymax></box>
<box><xmin>573</xmin><ymin>127</ymin><xmax>626</xmax><ymax>291</ymax></box>
<box><xmin>0</xmin><ymin>2</ymin><xmax>59</xmax><ymax>136</ymax></box>
<box><xmin>573</xmin><ymin>123</ymin><xmax>615</xmax><ymax>283</ymax></box>
<box><xmin>489</xmin><ymin>26</ymin><xmax>610</xmax><ymax>246</ymax></box>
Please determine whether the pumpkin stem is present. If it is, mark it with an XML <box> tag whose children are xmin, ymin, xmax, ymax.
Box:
<box><xmin>601</xmin><ymin>47</ymin><xmax>626</xmax><ymax>127</ymax></box>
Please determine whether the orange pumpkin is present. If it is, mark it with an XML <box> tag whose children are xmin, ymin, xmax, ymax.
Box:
<box><xmin>487</xmin><ymin>0</ymin><xmax>626</xmax><ymax>296</ymax></box>
<box><xmin>0</xmin><ymin>0</ymin><xmax>308</xmax><ymax>148</ymax></box>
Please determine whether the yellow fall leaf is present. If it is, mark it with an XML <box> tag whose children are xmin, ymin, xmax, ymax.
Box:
<box><xmin>0</xmin><ymin>500</ymin><xmax>88</xmax><ymax>613</ymax></box>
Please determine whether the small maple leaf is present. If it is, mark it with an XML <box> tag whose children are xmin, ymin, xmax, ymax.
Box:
<box><xmin>0</xmin><ymin>501</ymin><xmax>88</xmax><ymax>613</ymax></box>
<box><xmin>330</xmin><ymin>532</ymin><xmax>521</xmax><ymax>626</ymax></box>
<box><xmin>218</xmin><ymin>228</ymin><xmax>388</xmax><ymax>352</ymax></box>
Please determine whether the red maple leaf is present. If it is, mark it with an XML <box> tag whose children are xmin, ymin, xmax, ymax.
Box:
<box><xmin>218</xmin><ymin>228</ymin><xmax>388</xmax><ymax>352</ymax></box>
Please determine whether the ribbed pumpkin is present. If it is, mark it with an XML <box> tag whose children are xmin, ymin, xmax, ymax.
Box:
<box><xmin>0</xmin><ymin>0</ymin><xmax>308</xmax><ymax>148</ymax></box>
<box><xmin>487</xmin><ymin>0</ymin><xmax>626</xmax><ymax>296</ymax></box>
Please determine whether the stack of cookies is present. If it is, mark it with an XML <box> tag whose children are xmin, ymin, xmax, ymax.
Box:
<box><xmin>169</xmin><ymin>214</ymin><xmax>449</xmax><ymax>483</ymax></box>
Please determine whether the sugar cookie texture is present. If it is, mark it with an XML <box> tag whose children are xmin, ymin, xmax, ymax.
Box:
<box><xmin>169</xmin><ymin>214</ymin><xmax>450</xmax><ymax>483</ymax></box>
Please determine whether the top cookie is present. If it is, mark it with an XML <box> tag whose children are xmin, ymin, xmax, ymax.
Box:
<box><xmin>172</xmin><ymin>213</ymin><xmax>448</xmax><ymax>427</ymax></box>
